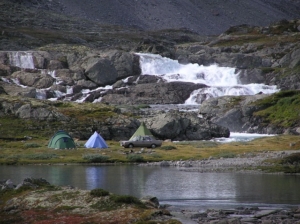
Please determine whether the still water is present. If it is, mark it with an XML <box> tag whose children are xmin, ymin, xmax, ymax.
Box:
<box><xmin>1</xmin><ymin>165</ymin><xmax>300</xmax><ymax>210</ymax></box>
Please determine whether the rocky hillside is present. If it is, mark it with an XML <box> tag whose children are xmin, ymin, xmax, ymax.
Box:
<box><xmin>0</xmin><ymin>0</ymin><xmax>300</xmax><ymax>139</ymax></box>
<box><xmin>8</xmin><ymin>0</ymin><xmax>300</xmax><ymax>35</ymax></box>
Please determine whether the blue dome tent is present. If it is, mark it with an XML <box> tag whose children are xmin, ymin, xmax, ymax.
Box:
<box><xmin>84</xmin><ymin>131</ymin><xmax>108</xmax><ymax>149</ymax></box>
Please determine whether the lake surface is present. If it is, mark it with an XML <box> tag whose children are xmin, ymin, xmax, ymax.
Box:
<box><xmin>1</xmin><ymin>165</ymin><xmax>300</xmax><ymax>210</ymax></box>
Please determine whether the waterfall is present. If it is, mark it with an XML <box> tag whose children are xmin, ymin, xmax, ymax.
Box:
<box><xmin>137</xmin><ymin>53</ymin><xmax>279</xmax><ymax>104</ymax></box>
<box><xmin>8</xmin><ymin>52</ymin><xmax>35</xmax><ymax>69</ymax></box>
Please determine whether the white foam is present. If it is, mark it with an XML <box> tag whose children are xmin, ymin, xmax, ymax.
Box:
<box><xmin>214</xmin><ymin>132</ymin><xmax>275</xmax><ymax>143</ymax></box>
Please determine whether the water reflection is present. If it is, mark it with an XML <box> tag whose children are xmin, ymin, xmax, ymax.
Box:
<box><xmin>144</xmin><ymin>171</ymin><xmax>237</xmax><ymax>200</ymax></box>
<box><xmin>1</xmin><ymin>165</ymin><xmax>300</xmax><ymax>208</ymax></box>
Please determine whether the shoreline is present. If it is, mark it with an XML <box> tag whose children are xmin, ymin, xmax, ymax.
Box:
<box><xmin>139</xmin><ymin>150</ymin><xmax>300</xmax><ymax>173</ymax></box>
<box><xmin>1</xmin><ymin>149</ymin><xmax>300</xmax><ymax>174</ymax></box>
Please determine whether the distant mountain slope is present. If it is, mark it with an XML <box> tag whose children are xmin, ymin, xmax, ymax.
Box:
<box><xmin>57</xmin><ymin>0</ymin><xmax>300</xmax><ymax>34</ymax></box>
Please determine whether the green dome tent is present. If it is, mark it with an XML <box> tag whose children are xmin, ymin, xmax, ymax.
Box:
<box><xmin>129</xmin><ymin>122</ymin><xmax>153</xmax><ymax>140</ymax></box>
<box><xmin>48</xmin><ymin>130</ymin><xmax>76</xmax><ymax>149</ymax></box>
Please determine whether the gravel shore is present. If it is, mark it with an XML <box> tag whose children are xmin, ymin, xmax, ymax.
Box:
<box><xmin>140</xmin><ymin>150</ymin><xmax>300</xmax><ymax>173</ymax></box>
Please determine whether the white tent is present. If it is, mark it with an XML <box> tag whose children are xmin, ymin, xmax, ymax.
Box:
<box><xmin>84</xmin><ymin>131</ymin><xmax>108</xmax><ymax>148</ymax></box>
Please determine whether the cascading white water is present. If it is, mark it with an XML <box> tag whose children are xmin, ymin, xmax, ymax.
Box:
<box><xmin>137</xmin><ymin>53</ymin><xmax>279</xmax><ymax>104</ymax></box>
<box><xmin>5</xmin><ymin>52</ymin><xmax>279</xmax><ymax>105</ymax></box>
<box><xmin>8</xmin><ymin>52</ymin><xmax>35</xmax><ymax>69</ymax></box>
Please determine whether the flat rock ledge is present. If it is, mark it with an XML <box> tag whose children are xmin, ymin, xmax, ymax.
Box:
<box><xmin>170</xmin><ymin>206</ymin><xmax>300</xmax><ymax>224</ymax></box>
<box><xmin>140</xmin><ymin>150</ymin><xmax>300</xmax><ymax>173</ymax></box>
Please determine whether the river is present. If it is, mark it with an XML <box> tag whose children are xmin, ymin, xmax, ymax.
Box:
<box><xmin>1</xmin><ymin>164</ymin><xmax>300</xmax><ymax>211</ymax></box>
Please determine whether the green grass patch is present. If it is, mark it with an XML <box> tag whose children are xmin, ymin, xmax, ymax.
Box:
<box><xmin>148</xmin><ymin>153</ymin><xmax>162</xmax><ymax>159</ymax></box>
<box><xmin>176</xmin><ymin>141</ymin><xmax>219</xmax><ymax>148</ymax></box>
<box><xmin>215</xmin><ymin>152</ymin><xmax>236</xmax><ymax>158</ymax></box>
<box><xmin>24</xmin><ymin>153</ymin><xmax>58</xmax><ymax>160</ymax></box>
<box><xmin>24</xmin><ymin>143</ymin><xmax>41</xmax><ymax>148</ymax></box>
<box><xmin>254</xmin><ymin>90</ymin><xmax>300</xmax><ymax>127</ymax></box>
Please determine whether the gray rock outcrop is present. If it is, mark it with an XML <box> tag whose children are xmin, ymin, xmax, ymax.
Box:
<box><xmin>145</xmin><ymin>110</ymin><xmax>230</xmax><ymax>140</ymax></box>
<box><xmin>199</xmin><ymin>94</ymin><xmax>270</xmax><ymax>133</ymax></box>
<box><xmin>0</xmin><ymin>96</ymin><xmax>229</xmax><ymax>140</ymax></box>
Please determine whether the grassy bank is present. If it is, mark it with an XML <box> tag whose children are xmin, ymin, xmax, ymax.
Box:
<box><xmin>1</xmin><ymin>134</ymin><xmax>299</xmax><ymax>166</ymax></box>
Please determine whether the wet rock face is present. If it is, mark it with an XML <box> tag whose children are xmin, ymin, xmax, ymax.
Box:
<box><xmin>101</xmin><ymin>82</ymin><xmax>207</xmax><ymax>105</ymax></box>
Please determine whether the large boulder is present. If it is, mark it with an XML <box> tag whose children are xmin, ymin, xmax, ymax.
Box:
<box><xmin>145</xmin><ymin>110</ymin><xmax>230</xmax><ymax>140</ymax></box>
<box><xmin>80</xmin><ymin>51</ymin><xmax>140</xmax><ymax>86</ymax></box>
<box><xmin>81</xmin><ymin>56</ymin><xmax>118</xmax><ymax>86</ymax></box>
<box><xmin>105</xmin><ymin>51</ymin><xmax>141</xmax><ymax>79</ymax></box>
<box><xmin>11</xmin><ymin>70</ymin><xmax>55</xmax><ymax>88</ymax></box>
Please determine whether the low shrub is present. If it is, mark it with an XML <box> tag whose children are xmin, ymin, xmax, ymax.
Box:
<box><xmin>127</xmin><ymin>154</ymin><xmax>144</xmax><ymax>162</ymax></box>
<box><xmin>90</xmin><ymin>188</ymin><xmax>110</xmax><ymax>197</ymax></box>
<box><xmin>160</xmin><ymin>145</ymin><xmax>177</xmax><ymax>150</ymax></box>
<box><xmin>7</xmin><ymin>155</ymin><xmax>21</xmax><ymax>160</ymax></box>
<box><xmin>110</xmin><ymin>194</ymin><xmax>142</xmax><ymax>205</ymax></box>
<box><xmin>83</xmin><ymin>154</ymin><xmax>110</xmax><ymax>163</ymax></box>
<box><xmin>280</xmin><ymin>152</ymin><xmax>300</xmax><ymax>165</ymax></box>
<box><xmin>282</xmin><ymin>165</ymin><xmax>300</xmax><ymax>173</ymax></box>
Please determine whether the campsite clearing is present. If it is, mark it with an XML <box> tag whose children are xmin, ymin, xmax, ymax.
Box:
<box><xmin>0</xmin><ymin>135</ymin><xmax>300</xmax><ymax>171</ymax></box>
